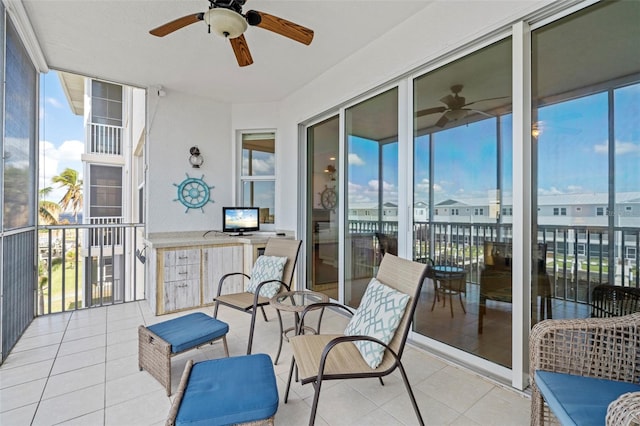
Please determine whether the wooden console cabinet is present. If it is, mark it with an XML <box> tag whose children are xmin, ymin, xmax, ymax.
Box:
<box><xmin>144</xmin><ymin>233</ymin><xmax>284</xmax><ymax>315</ymax></box>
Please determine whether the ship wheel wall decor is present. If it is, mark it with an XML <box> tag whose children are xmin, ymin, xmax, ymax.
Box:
<box><xmin>320</xmin><ymin>185</ymin><xmax>337</xmax><ymax>210</ymax></box>
<box><xmin>173</xmin><ymin>174</ymin><xmax>215</xmax><ymax>212</ymax></box>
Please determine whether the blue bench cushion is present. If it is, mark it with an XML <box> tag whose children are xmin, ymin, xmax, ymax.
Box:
<box><xmin>535</xmin><ymin>370</ymin><xmax>640</xmax><ymax>426</ymax></box>
<box><xmin>175</xmin><ymin>354</ymin><xmax>278</xmax><ymax>426</ymax></box>
<box><xmin>147</xmin><ymin>313</ymin><xmax>228</xmax><ymax>354</ymax></box>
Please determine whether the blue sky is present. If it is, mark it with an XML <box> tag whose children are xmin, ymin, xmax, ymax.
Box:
<box><xmin>357</xmin><ymin>83</ymin><xmax>640</xmax><ymax>206</ymax></box>
<box><xmin>39</xmin><ymin>71</ymin><xmax>84</xmax><ymax>203</ymax></box>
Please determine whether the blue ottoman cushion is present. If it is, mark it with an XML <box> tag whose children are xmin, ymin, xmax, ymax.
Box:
<box><xmin>535</xmin><ymin>370</ymin><xmax>640</xmax><ymax>426</ymax></box>
<box><xmin>175</xmin><ymin>354</ymin><xmax>278</xmax><ymax>426</ymax></box>
<box><xmin>147</xmin><ymin>313</ymin><xmax>229</xmax><ymax>354</ymax></box>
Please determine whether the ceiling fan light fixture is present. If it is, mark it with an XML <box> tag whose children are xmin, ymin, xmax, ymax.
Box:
<box><xmin>204</xmin><ymin>8</ymin><xmax>247</xmax><ymax>38</ymax></box>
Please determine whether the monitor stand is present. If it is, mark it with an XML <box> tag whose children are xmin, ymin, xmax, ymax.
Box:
<box><xmin>232</xmin><ymin>232</ymin><xmax>252</xmax><ymax>236</ymax></box>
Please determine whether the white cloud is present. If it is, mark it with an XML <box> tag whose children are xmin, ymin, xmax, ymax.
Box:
<box><xmin>243</xmin><ymin>156</ymin><xmax>274</xmax><ymax>174</ymax></box>
<box><xmin>566</xmin><ymin>185</ymin><xmax>584</xmax><ymax>193</ymax></box>
<box><xmin>348</xmin><ymin>153</ymin><xmax>365</xmax><ymax>166</ymax></box>
<box><xmin>58</xmin><ymin>140</ymin><xmax>84</xmax><ymax>161</ymax></box>
<box><xmin>593</xmin><ymin>141</ymin><xmax>608</xmax><ymax>154</ymax></box>
<box><xmin>614</xmin><ymin>141</ymin><xmax>640</xmax><ymax>155</ymax></box>
<box><xmin>415</xmin><ymin>178</ymin><xmax>443</xmax><ymax>194</ymax></box>
<box><xmin>46</xmin><ymin>97</ymin><xmax>63</xmax><ymax>109</ymax></box>
<box><xmin>538</xmin><ymin>186</ymin><xmax>563</xmax><ymax>196</ymax></box>
<box><xmin>594</xmin><ymin>140</ymin><xmax>640</xmax><ymax>155</ymax></box>
<box><xmin>39</xmin><ymin>139</ymin><xmax>84</xmax><ymax>202</ymax></box>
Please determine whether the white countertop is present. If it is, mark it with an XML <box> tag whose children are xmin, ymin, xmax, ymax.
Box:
<box><xmin>144</xmin><ymin>231</ymin><xmax>293</xmax><ymax>249</ymax></box>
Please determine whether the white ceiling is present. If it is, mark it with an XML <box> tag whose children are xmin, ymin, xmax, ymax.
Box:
<box><xmin>22</xmin><ymin>0</ymin><xmax>433</xmax><ymax>103</ymax></box>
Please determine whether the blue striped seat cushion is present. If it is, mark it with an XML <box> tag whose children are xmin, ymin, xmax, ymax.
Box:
<box><xmin>147</xmin><ymin>313</ymin><xmax>228</xmax><ymax>354</ymax></box>
<box><xmin>175</xmin><ymin>354</ymin><xmax>278</xmax><ymax>426</ymax></box>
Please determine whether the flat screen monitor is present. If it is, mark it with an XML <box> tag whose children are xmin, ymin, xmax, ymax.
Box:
<box><xmin>222</xmin><ymin>207</ymin><xmax>260</xmax><ymax>236</ymax></box>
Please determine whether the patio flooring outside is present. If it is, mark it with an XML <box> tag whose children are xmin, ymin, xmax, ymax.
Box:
<box><xmin>0</xmin><ymin>300</ymin><xmax>531</xmax><ymax>425</ymax></box>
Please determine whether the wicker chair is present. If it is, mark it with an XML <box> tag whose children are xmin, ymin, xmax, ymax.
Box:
<box><xmin>590</xmin><ymin>284</ymin><xmax>640</xmax><ymax>318</ymax></box>
<box><xmin>530</xmin><ymin>313</ymin><xmax>640</xmax><ymax>425</ymax></box>
<box><xmin>283</xmin><ymin>254</ymin><xmax>429</xmax><ymax>425</ymax></box>
<box><xmin>213</xmin><ymin>238</ymin><xmax>302</xmax><ymax>355</ymax></box>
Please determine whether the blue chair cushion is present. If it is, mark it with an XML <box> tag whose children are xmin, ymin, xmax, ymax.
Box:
<box><xmin>535</xmin><ymin>370</ymin><xmax>640</xmax><ymax>426</ymax></box>
<box><xmin>175</xmin><ymin>354</ymin><xmax>278</xmax><ymax>426</ymax></box>
<box><xmin>147</xmin><ymin>313</ymin><xmax>228</xmax><ymax>354</ymax></box>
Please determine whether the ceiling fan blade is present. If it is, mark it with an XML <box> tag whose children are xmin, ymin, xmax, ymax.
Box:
<box><xmin>415</xmin><ymin>106</ymin><xmax>446</xmax><ymax>117</ymax></box>
<box><xmin>464</xmin><ymin>108</ymin><xmax>494</xmax><ymax>118</ymax></box>
<box><xmin>435</xmin><ymin>114</ymin><xmax>449</xmax><ymax>128</ymax></box>
<box><xmin>150</xmin><ymin>13</ymin><xmax>204</xmax><ymax>37</ymax></box>
<box><xmin>246</xmin><ymin>10</ymin><xmax>314</xmax><ymax>45</ymax></box>
<box><xmin>462</xmin><ymin>95</ymin><xmax>510</xmax><ymax>108</ymax></box>
<box><xmin>230</xmin><ymin>34</ymin><xmax>253</xmax><ymax>67</ymax></box>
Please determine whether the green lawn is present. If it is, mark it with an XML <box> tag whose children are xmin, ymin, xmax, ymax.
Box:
<box><xmin>39</xmin><ymin>260</ymin><xmax>85</xmax><ymax>313</ymax></box>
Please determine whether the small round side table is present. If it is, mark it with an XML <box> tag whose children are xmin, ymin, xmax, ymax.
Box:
<box><xmin>270</xmin><ymin>290</ymin><xmax>329</xmax><ymax>364</ymax></box>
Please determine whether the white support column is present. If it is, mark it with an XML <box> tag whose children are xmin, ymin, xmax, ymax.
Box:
<box><xmin>511</xmin><ymin>20</ymin><xmax>533</xmax><ymax>391</ymax></box>
<box><xmin>397</xmin><ymin>79</ymin><xmax>409</xmax><ymax>259</ymax></box>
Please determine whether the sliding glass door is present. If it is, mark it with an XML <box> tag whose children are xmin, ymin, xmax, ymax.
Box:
<box><xmin>412</xmin><ymin>38</ymin><xmax>514</xmax><ymax>367</ymax></box>
<box><xmin>306</xmin><ymin>116</ymin><xmax>339</xmax><ymax>299</ymax></box>
<box><xmin>344</xmin><ymin>88</ymin><xmax>398</xmax><ymax>307</ymax></box>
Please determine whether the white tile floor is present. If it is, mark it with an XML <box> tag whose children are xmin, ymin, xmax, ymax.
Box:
<box><xmin>0</xmin><ymin>301</ymin><xmax>531</xmax><ymax>425</ymax></box>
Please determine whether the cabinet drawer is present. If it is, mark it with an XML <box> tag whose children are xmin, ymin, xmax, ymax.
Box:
<box><xmin>163</xmin><ymin>249</ymin><xmax>200</xmax><ymax>267</ymax></box>
<box><xmin>164</xmin><ymin>263</ymin><xmax>200</xmax><ymax>282</ymax></box>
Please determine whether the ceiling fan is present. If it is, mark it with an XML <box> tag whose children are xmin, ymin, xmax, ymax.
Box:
<box><xmin>149</xmin><ymin>0</ymin><xmax>314</xmax><ymax>67</ymax></box>
<box><xmin>416</xmin><ymin>84</ymin><xmax>508</xmax><ymax>128</ymax></box>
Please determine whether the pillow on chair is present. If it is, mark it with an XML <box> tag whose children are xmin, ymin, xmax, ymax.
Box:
<box><xmin>246</xmin><ymin>256</ymin><xmax>288</xmax><ymax>298</ymax></box>
<box><xmin>345</xmin><ymin>278</ymin><xmax>409</xmax><ymax>368</ymax></box>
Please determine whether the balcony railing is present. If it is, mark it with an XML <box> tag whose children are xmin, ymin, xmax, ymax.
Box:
<box><xmin>38</xmin><ymin>222</ymin><xmax>144</xmax><ymax>315</ymax></box>
<box><xmin>89</xmin><ymin>216</ymin><xmax>123</xmax><ymax>247</ymax></box>
<box><xmin>89</xmin><ymin>122</ymin><xmax>122</xmax><ymax>155</ymax></box>
<box><xmin>349</xmin><ymin>220</ymin><xmax>639</xmax><ymax>306</ymax></box>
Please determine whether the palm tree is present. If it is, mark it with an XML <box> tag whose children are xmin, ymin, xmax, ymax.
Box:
<box><xmin>38</xmin><ymin>187</ymin><xmax>61</xmax><ymax>225</ymax></box>
<box><xmin>52</xmin><ymin>168</ymin><xmax>83</xmax><ymax>222</ymax></box>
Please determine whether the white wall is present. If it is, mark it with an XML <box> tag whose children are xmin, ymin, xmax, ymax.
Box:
<box><xmin>146</xmin><ymin>90</ymin><xmax>232</xmax><ymax>234</ymax></box>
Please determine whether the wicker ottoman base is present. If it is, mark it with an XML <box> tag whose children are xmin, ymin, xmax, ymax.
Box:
<box><xmin>139</xmin><ymin>313</ymin><xmax>229</xmax><ymax>396</ymax></box>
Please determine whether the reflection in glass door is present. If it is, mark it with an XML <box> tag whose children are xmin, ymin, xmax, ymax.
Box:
<box><xmin>307</xmin><ymin>116</ymin><xmax>339</xmax><ymax>299</ymax></box>
<box><xmin>412</xmin><ymin>38</ymin><xmax>513</xmax><ymax>367</ymax></box>
<box><xmin>344</xmin><ymin>88</ymin><xmax>398</xmax><ymax>308</ymax></box>
<box><xmin>532</xmin><ymin>1</ymin><xmax>640</xmax><ymax>322</ymax></box>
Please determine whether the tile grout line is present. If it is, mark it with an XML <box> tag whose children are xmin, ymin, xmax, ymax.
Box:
<box><xmin>30</xmin><ymin>310</ymin><xmax>74</xmax><ymax>426</ymax></box>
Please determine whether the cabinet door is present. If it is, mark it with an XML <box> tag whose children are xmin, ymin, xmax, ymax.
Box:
<box><xmin>163</xmin><ymin>276</ymin><xmax>200</xmax><ymax>312</ymax></box>
<box><xmin>162</xmin><ymin>248</ymin><xmax>201</xmax><ymax>312</ymax></box>
<box><xmin>203</xmin><ymin>245</ymin><xmax>244</xmax><ymax>302</ymax></box>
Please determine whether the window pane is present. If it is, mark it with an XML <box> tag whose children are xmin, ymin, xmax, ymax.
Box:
<box><xmin>307</xmin><ymin>116</ymin><xmax>339</xmax><ymax>298</ymax></box>
<box><xmin>413</xmin><ymin>37</ymin><xmax>513</xmax><ymax>368</ymax></box>
<box><xmin>89</xmin><ymin>165</ymin><xmax>122</xmax><ymax>217</ymax></box>
<box><xmin>532</xmin><ymin>1</ymin><xmax>640</xmax><ymax>319</ymax></box>
<box><xmin>345</xmin><ymin>87</ymin><xmax>398</xmax><ymax>308</ymax></box>
<box><xmin>4</xmin><ymin>19</ymin><xmax>37</xmax><ymax>229</ymax></box>
<box><xmin>91</xmin><ymin>80</ymin><xmax>122</xmax><ymax>126</ymax></box>
<box><xmin>242</xmin><ymin>133</ymin><xmax>274</xmax><ymax>176</ymax></box>
<box><xmin>241</xmin><ymin>180</ymin><xmax>274</xmax><ymax>224</ymax></box>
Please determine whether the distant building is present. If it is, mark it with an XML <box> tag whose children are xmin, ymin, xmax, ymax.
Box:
<box><xmin>58</xmin><ymin>73</ymin><xmax>145</xmax><ymax>307</ymax></box>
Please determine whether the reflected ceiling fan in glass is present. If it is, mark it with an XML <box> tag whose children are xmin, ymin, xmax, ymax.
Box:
<box><xmin>416</xmin><ymin>84</ymin><xmax>509</xmax><ymax>127</ymax></box>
